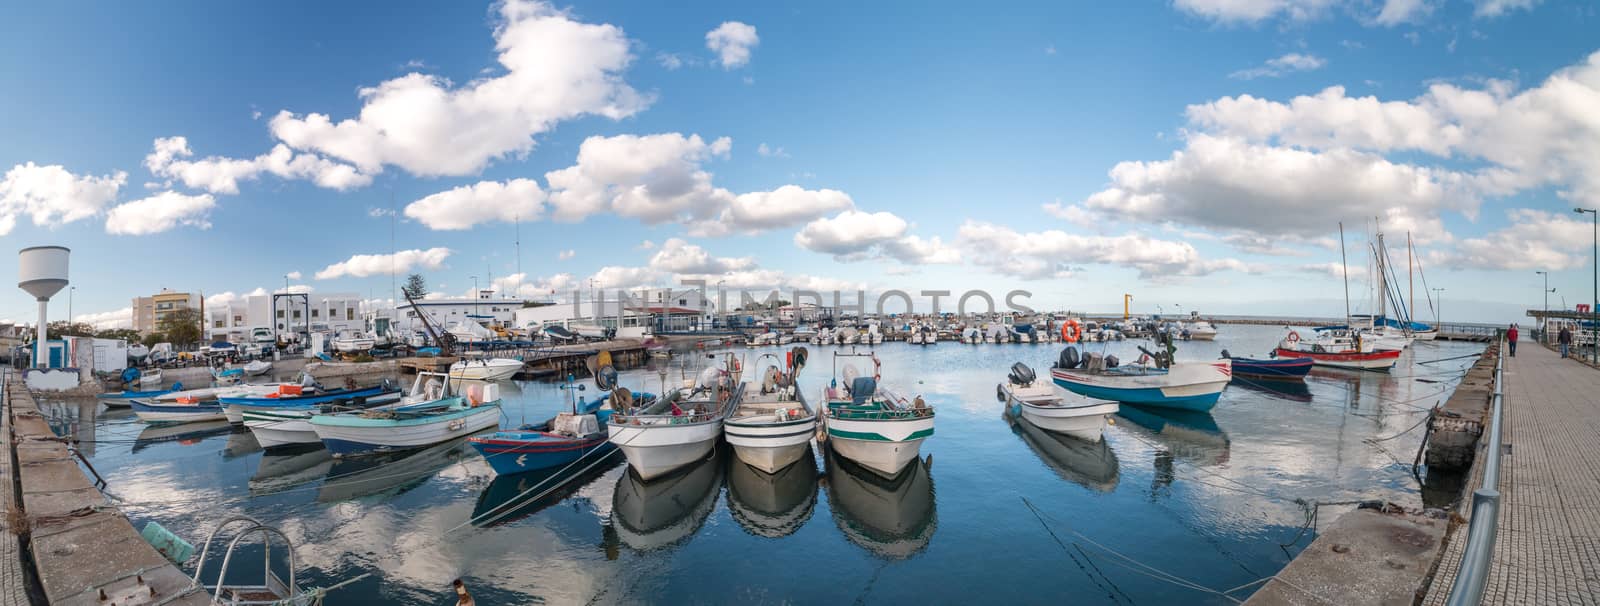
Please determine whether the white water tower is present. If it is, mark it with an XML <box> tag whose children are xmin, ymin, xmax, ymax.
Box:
<box><xmin>18</xmin><ymin>246</ymin><xmax>70</xmax><ymax>368</ymax></box>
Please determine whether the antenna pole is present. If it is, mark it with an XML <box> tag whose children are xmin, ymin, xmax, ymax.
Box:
<box><xmin>1339</xmin><ymin>222</ymin><xmax>1351</xmax><ymax>326</ymax></box>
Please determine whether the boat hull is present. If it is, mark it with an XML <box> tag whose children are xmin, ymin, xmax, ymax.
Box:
<box><xmin>725</xmin><ymin>416</ymin><xmax>816</xmax><ymax>474</ymax></box>
<box><xmin>824</xmin><ymin>414</ymin><xmax>933</xmax><ymax>478</ymax></box>
<box><xmin>608</xmin><ymin>421</ymin><xmax>722</xmax><ymax>481</ymax></box>
<box><xmin>1049</xmin><ymin>361</ymin><xmax>1231</xmax><ymax>412</ymax></box>
<box><xmin>449</xmin><ymin>359</ymin><xmax>523</xmax><ymax>381</ymax></box>
<box><xmin>1273</xmin><ymin>347</ymin><xmax>1400</xmax><ymax>371</ymax></box>
<box><xmin>222</xmin><ymin>388</ymin><xmax>398</xmax><ymax>424</ymax></box>
<box><xmin>310</xmin><ymin>404</ymin><xmax>502</xmax><ymax>456</ymax></box>
<box><xmin>1229</xmin><ymin>357</ymin><xmax>1314</xmax><ymax>379</ymax></box>
<box><xmin>242</xmin><ymin>408</ymin><xmax>319</xmax><ymax>448</ymax></box>
<box><xmin>1004</xmin><ymin>384</ymin><xmax>1118</xmax><ymax>442</ymax></box>
<box><xmin>469</xmin><ymin>434</ymin><xmax>614</xmax><ymax>475</ymax></box>
<box><xmin>130</xmin><ymin>401</ymin><xmax>227</xmax><ymax>424</ymax></box>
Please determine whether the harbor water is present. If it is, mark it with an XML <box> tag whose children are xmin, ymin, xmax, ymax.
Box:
<box><xmin>38</xmin><ymin>325</ymin><xmax>1483</xmax><ymax>604</ymax></box>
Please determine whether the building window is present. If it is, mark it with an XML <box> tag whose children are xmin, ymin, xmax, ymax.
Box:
<box><xmin>347</xmin><ymin>309</ymin><xmax>355</xmax><ymax>321</ymax></box>
<box><xmin>312</xmin><ymin>309</ymin><xmax>320</xmax><ymax>318</ymax></box>
<box><xmin>276</xmin><ymin>310</ymin><xmax>284</xmax><ymax>319</ymax></box>
<box><xmin>214</xmin><ymin>320</ymin><xmax>224</xmax><ymax>328</ymax></box>
<box><xmin>293</xmin><ymin>311</ymin><xmax>301</xmax><ymax>319</ymax></box>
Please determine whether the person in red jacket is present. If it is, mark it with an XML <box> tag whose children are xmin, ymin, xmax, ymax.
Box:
<box><xmin>1507</xmin><ymin>324</ymin><xmax>1519</xmax><ymax>357</ymax></box>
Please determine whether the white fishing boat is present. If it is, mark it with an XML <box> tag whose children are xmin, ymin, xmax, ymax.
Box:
<box><xmin>448</xmin><ymin>357</ymin><xmax>523</xmax><ymax>381</ymax></box>
<box><xmin>811</xmin><ymin>328</ymin><xmax>833</xmax><ymax>346</ymax></box>
<box><xmin>570</xmin><ymin>321</ymin><xmax>610</xmax><ymax>339</ymax></box>
<box><xmin>1186</xmin><ymin>321</ymin><xmax>1218</xmax><ymax>341</ymax></box>
<box><xmin>725</xmin><ymin>350</ymin><xmax>816</xmax><ymax>474</ymax></box>
<box><xmin>137</xmin><ymin>367</ymin><xmax>163</xmax><ymax>388</ymax></box>
<box><xmin>308</xmin><ymin>372</ymin><xmax>502</xmax><ymax>456</ymax></box>
<box><xmin>130</xmin><ymin>398</ymin><xmax>227</xmax><ymax>424</ymax></box>
<box><xmin>446</xmin><ymin>320</ymin><xmax>496</xmax><ymax>344</ymax></box>
<box><xmin>608</xmin><ymin>354</ymin><xmax>743</xmax><ymax>480</ymax></box>
<box><xmin>1049</xmin><ymin>342</ymin><xmax>1231</xmax><ymax>412</ymax></box>
<box><xmin>330</xmin><ymin>331</ymin><xmax>376</xmax><ymax>353</ymax></box>
<box><xmin>837</xmin><ymin>327</ymin><xmax>860</xmax><ymax>345</ymax></box>
<box><xmin>999</xmin><ymin>362</ymin><xmax>1118</xmax><ymax>442</ymax></box>
<box><xmin>820</xmin><ymin>349</ymin><xmax>934</xmax><ymax>477</ymax></box>
<box><xmin>242</xmin><ymin>360</ymin><xmax>272</xmax><ymax>377</ymax></box>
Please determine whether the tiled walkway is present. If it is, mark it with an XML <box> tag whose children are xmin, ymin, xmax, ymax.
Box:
<box><xmin>1425</xmin><ymin>341</ymin><xmax>1600</xmax><ymax>604</ymax></box>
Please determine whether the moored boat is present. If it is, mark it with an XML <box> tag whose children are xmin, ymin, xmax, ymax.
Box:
<box><xmin>130</xmin><ymin>398</ymin><xmax>227</xmax><ymax>424</ymax></box>
<box><xmin>1274</xmin><ymin>329</ymin><xmax>1401</xmax><ymax>371</ymax></box>
<box><xmin>308</xmin><ymin>372</ymin><xmax>503</xmax><ymax>457</ymax></box>
<box><xmin>97</xmin><ymin>383</ymin><xmax>184</xmax><ymax>408</ymax></box>
<box><xmin>137</xmin><ymin>367</ymin><xmax>163</xmax><ymax>388</ymax></box>
<box><xmin>469</xmin><ymin>370</ymin><xmax>646</xmax><ymax>476</ymax></box>
<box><xmin>999</xmin><ymin>362</ymin><xmax>1118</xmax><ymax>442</ymax></box>
<box><xmin>448</xmin><ymin>357</ymin><xmax>523</xmax><ymax>381</ymax></box>
<box><xmin>724</xmin><ymin>349</ymin><xmax>816</xmax><ymax>474</ymax></box>
<box><xmin>608</xmin><ymin>354</ymin><xmax>744</xmax><ymax>480</ymax></box>
<box><xmin>242</xmin><ymin>360</ymin><xmax>272</xmax><ymax>377</ymax></box>
<box><xmin>820</xmin><ymin>349</ymin><xmax>934</xmax><ymax>478</ymax></box>
<box><xmin>1222</xmin><ymin>351</ymin><xmax>1314</xmax><ymax>379</ymax></box>
<box><xmin>222</xmin><ymin>381</ymin><xmax>400</xmax><ymax>424</ymax></box>
<box><xmin>1049</xmin><ymin>343</ymin><xmax>1231</xmax><ymax>412</ymax></box>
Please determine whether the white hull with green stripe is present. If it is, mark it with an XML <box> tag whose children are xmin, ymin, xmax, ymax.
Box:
<box><xmin>242</xmin><ymin>408</ymin><xmax>319</xmax><ymax>448</ymax></box>
<box><xmin>824</xmin><ymin>413</ymin><xmax>934</xmax><ymax>478</ymax></box>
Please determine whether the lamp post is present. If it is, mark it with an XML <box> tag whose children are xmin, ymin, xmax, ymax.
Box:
<box><xmin>68</xmin><ymin>286</ymin><xmax>75</xmax><ymax>329</ymax></box>
<box><xmin>1576</xmin><ymin>207</ymin><xmax>1597</xmax><ymax>362</ymax></box>
<box><xmin>1536</xmin><ymin>270</ymin><xmax>1549</xmax><ymax>343</ymax></box>
<box><xmin>470</xmin><ymin>276</ymin><xmax>479</xmax><ymax>318</ymax></box>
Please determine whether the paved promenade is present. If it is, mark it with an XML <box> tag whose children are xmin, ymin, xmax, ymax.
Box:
<box><xmin>1425</xmin><ymin>340</ymin><xmax>1600</xmax><ymax>604</ymax></box>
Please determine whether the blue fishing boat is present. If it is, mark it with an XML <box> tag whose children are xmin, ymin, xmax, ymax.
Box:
<box><xmin>220</xmin><ymin>382</ymin><xmax>400</xmax><ymax>423</ymax></box>
<box><xmin>97</xmin><ymin>382</ymin><xmax>183</xmax><ymax>408</ymax></box>
<box><xmin>1222</xmin><ymin>351</ymin><xmax>1313</xmax><ymax>380</ymax></box>
<box><xmin>130</xmin><ymin>399</ymin><xmax>227</xmax><ymax>424</ymax></box>
<box><xmin>468</xmin><ymin>393</ymin><xmax>627</xmax><ymax>475</ymax></box>
<box><xmin>308</xmin><ymin>372</ymin><xmax>502</xmax><ymax>457</ymax></box>
<box><xmin>1049</xmin><ymin>346</ymin><xmax>1230</xmax><ymax>412</ymax></box>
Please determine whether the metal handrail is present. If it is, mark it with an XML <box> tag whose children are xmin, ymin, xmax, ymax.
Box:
<box><xmin>1445</xmin><ymin>336</ymin><xmax>1506</xmax><ymax>606</ymax></box>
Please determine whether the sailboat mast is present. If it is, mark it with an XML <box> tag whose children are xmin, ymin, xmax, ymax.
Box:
<box><xmin>1408</xmin><ymin>231</ymin><xmax>1414</xmax><ymax>321</ymax></box>
<box><xmin>1377</xmin><ymin>228</ymin><xmax>1387</xmax><ymax>324</ymax></box>
<box><xmin>1340</xmin><ymin>222</ymin><xmax>1351</xmax><ymax>326</ymax></box>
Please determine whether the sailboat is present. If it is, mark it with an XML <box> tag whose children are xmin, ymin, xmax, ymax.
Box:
<box><xmin>1280</xmin><ymin>222</ymin><xmax>1402</xmax><ymax>371</ymax></box>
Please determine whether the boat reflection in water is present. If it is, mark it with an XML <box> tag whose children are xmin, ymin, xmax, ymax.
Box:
<box><xmin>222</xmin><ymin>429</ymin><xmax>263</xmax><ymax>459</ymax></box>
<box><xmin>250</xmin><ymin>445</ymin><xmax>334</xmax><ymax>495</ymax></box>
<box><xmin>610</xmin><ymin>448</ymin><xmax>723</xmax><ymax>551</ymax></box>
<box><xmin>316</xmin><ymin>432</ymin><xmax>485</xmax><ymax>504</ymax></box>
<box><xmin>725</xmin><ymin>447</ymin><xmax>819</xmax><ymax>538</ymax></box>
<box><xmin>471</xmin><ymin>450</ymin><xmax>625</xmax><ymax>528</ymax></box>
<box><xmin>133</xmin><ymin>420</ymin><xmax>233</xmax><ymax>453</ymax></box>
<box><xmin>1229</xmin><ymin>375</ymin><xmax>1313</xmax><ymax>403</ymax></box>
<box><xmin>1006</xmin><ymin>410</ymin><xmax>1120</xmax><ymax>492</ymax></box>
<box><xmin>823</xmin><ymin>447</ymin><xmax>936</xmax><ymax>560</ymax></box>
<box><xmin>1114</xmin><ymin>406</ymin><xmax>1230</xmax><ymax>466</ymax></box>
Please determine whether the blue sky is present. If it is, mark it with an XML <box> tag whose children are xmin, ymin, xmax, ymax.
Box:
<box><xmin>2</xmin><ymin>0</ymin><xmax>1597</xmax><ymax>326</ymax></box>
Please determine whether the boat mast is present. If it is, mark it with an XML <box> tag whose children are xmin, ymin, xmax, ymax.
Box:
<box><xmin>1339</xmin><ymin>222</ymin><xmax>1351</xmax><ymax>327</ymax></box>
<box><xmin>1408</xmin><ymin>231</ymin><xmax>1414</xmax><ymax>322</ymax></box>
<box><xmin>1377</xmin><ymin>228</ymin><xmax>1387</xmax><ymax>326</ymax></box>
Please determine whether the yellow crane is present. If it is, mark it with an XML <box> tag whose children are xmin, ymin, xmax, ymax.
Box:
<box><xmin>1123</xmin><ymin>294</ymin><xmax>1133</xmax><ymax>320</ymax></box>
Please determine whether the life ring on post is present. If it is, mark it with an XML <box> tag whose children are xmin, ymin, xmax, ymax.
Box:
<box><xmin>1062</xmin><ymin>320</ymin><xmax>1082</xmax><ymax>344</ymax></box>
<box><xmin>1284</xmin><ymin>330</ymin><xmax>1301</xmax><ymax>346</ymax></box>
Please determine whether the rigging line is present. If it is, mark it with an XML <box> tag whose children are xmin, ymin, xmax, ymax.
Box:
<box><xmin>1022</xmin><ymin>497</ymin><xmax>1239</xmax><ymax>599</ymax></box>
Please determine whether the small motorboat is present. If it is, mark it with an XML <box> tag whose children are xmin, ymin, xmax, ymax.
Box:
<box><xmin>98</xmin><ymin>381</ymin><xmax>184</xmax><ymax>408</ymax></box>
<box><xmin>242</xmin><ymin>393</ymin><xmax>404</xmax><ymax>449</ymax></box>
<box><xmin>1274</xmin><ymin>329</ymin><xmax>1401</xmax><ymax>371</ymax></box>
<box><xmin>820</xmin><ymin>349</ymin><xmax>934</xmax><ymax>478</ymax></box>
<box><xmin>308</xmin><ymin>372</ymin><xmax>502</xmax><ymax>457</ymax></box>
<box><xmin>1222</xmin><ymin>350</ymin><xmax>1313</xmax><ymax>380</ymax></box>
<box><xmin>130</xmin><ymin>398</ymin><xmax>227</xmax><ymax>424</ymax></box>
<box><xmin>242</xmin><ymin>360</ymin><xmax>272</xmax><ymax>377</ymax></box>
<box><xmin>725</xmin><ymin>349</ymin><xmax>816</xmax><ymax>474</ymax></box>
<box><xmin>1049</xmin><ymin>340</ymin><xmax>1231</xmax><ymax>412</ymax></box>
<box><xmin>999</xmin><ymin>362</ymin><xmax>1118</xmax><ymax>442</ymax></box>
<box><xmin>137</xmin><ymin>367</ymin><xmax>163</xmax><ymax>388</ymax></box>
<box><xmin>212</xmin><ymin>366</ymin><xmax>245</xmax><ymax>386</ymax></box>
<box><xmin>448</xmin><ymin>357</ymin><xmax>523</xmax><ymax>381</ymax></box>
<box><xmin>222</xmin><ymin>381</ymin><xmax>400</xmax><ymax>424</ymax></box>
<box><xmin>330</xmin><ymin>331</ymin><xmax>376</xmax><ymax>353</ymax></box>
<box><xmin>469</xmin><ymin>370</ymin><xmax>642</xmax><ymax>476</ymax></box>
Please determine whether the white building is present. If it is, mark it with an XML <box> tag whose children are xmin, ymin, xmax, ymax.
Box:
<box><xmin>513</xmin><ymin>288</ymin><xmax>712</xmax><ymax>337</ymax></box>
<box><xmin>205</xmin><ymin>292</ymin><xmax>365</xmax><ymax>343</ymax></box>
<box><xmin>394</xmin><ymin>291</ymin><xmax>523</xmax><ymax>336</ymax></box>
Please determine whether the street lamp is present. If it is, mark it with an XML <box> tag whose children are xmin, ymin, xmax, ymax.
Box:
<box><xmin>1536</xmin><ymin>270</ymin><xmax>1549</xmax><ymax>343</ymax></box>
<box><xmin>1576</xmin><ymin>207</ymin><xmax>1597</xmax><ymax>361</ymax></box>
<box><xmin>68</xmin><ymin>286</ymin><xmax>75</xmax><ymax>329</ymax></box>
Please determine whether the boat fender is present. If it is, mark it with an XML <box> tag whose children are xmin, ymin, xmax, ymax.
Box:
<box><xmin>995</xmin><ymin>383</ymin><xmax>1006</xmax><ymax>402</ymax></box>
<box><xmin>1061</xmin><ymin>319</ymin><xmax>1082</xmax><ymax>343</ymax></box>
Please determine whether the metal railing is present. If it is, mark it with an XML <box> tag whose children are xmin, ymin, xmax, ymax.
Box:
<box><xmin>1445</xmin><ymin>337</ymin><xmax>1506</xmax><ymax>606</ymax></box>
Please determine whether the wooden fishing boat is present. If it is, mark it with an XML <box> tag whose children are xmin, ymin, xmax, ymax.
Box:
<box><xmin>222</xmin><ymin>382</ymin><xmax>399</xmax><ymax>424</ymax></box>
<box><xmin>308</xmin><ymin>372</ymin><xmax>502</xmax><ymax>457</ymax></box>
<box><xmin>130</xmin><ymin>398</ymin><xmax>228</xmax><ymax>424</ymax></box>
<box><xmin>97</xmin><ymin>383</ymin><xmax>184</xmax><ymax>408</ymax></box>
<box><xmin>1274</xmin><ymin>329</ymin><xmax>1401</xmax><ymax>371</ymax></box>
<box><xmin>1223</xmin><ymin>352</ymin><xmax>1314</xmax><ymax>379</ymax></box>
<box><xmin>468</xmin><ymin>370</ymin><xmax>643</xmax><ymax>475</ymax></box>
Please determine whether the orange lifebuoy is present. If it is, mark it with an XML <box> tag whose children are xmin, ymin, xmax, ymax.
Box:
<box><xmin>1285</xmin><ymin>330</ymin><xmax>1301</xmax><ymax>345</ymax></box>
<box><xmin>1062</xmin><ymin>320</ymin><xmax>1082</xmax><ymax>343</ymax></box>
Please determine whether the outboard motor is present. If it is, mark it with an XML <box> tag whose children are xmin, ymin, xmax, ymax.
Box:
<box><xmin>1056</xmin><ymin>346</ymin><xmax>1080</xmax><ymax>369</ymax></box>
<box><xmin>1220</xmin><ymin>349</ymin><xmax>1231</xmax><ymax>359</ymax></box>
<box><xmin>1008</xmin><ymin>362</ymin><xmax>1036</xmax><ymax>386</ymax></box>
<box><xmin>1105</xmin><ymin>355</ymin><xmax>1119</xmax><ymax>368</ymax></box>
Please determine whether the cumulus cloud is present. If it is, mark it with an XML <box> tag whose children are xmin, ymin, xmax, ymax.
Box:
<box><xmin>1444</xmin><ymin>209</ymin><xmax>1592</xmax><ymax>270</ymax></box>
<box><xmin>79</xmin><ymin>307</ymin><xmax>133</xmax><ymax>330</ymax></box>
<box><xmin>1473</xmin><ymin>0</ymin><xmax>1539</xmax><ymax>18</ymax></box>
<box><xmin>492</xmin><ymin>272</ymin><xmax>575</xmax><ymax>299</ymax></box>
<box><xmin>0</xmin><ymin>162</ymin><xmax>126</xmax><ymax>235</ymax></box>
<box><xmin>957</xmin><ymin>221</ymin><xmax>1256</xmax><ymax>280</ymax></box>
<box><xmin>144</xmin><ymin>136</ymin><xmax>369</xmax><ymax>194</ymax></box>
<box><xmin>715</xmin><ymin>185</ymin><xmax>853</xmax><ymax>234</ymax></box>
<box><xmin>1173</xmin><ymin>0</ymin><xmax>1339</xmax><ymax>24</ymax></box>
<box><xmin>545</xmin><ymin>132</ymin><xmax>733</xmax><ymax>224</ymax></box>
<box><xmin>315</xmin><ymin>247</ymin><xmax>453</xmax><ymax>279</ymax></box>
<box><xmin>105</xmin><ymin>191</ymin><xmax>216</xmax><ymax>235</ymax></box>
<box><xmin>1373</xmin><ymin>0</ymin><xmax>1435</xmax><ymax>25</ymax></box>
<box><xmin>793</xmin><ymin>210</ymin><xmax>959</xmax><ymax>264</ymax></box>
<box><xmin>558</xmin><ymin>250</ymin><xmax>575</xmax><ymax>260</ymax></box>
<box><xmin>636</xmin><ymin>240</ymin><xmax>656</xmax><ymax>250</ymax></box>
<box><xmin>588</xmin><ymin>265</ymin><xmax>665</xmax><ymax>290</ymax></box>
<box><xmin>404</xmin><ymin>178</ymin><xmax>544</xmax><ymax>230</ymax></box>
<box><xmin>705</xmin><ymin>21</ymin><xmax>759</xmax><ymax>69</ymax></box>
<box><xmin>1042</xmin><ymin>200</ymin><xmax>1098</xmax><ymax>228</ymax></box>
<box><xmin>1229</xmin><ymin>53</ymin><xmax>1327</xmax><ymax>80</ymax></box>
<box><xmin>648</xmin><ymin>238</ymin><xmax>754</xmax><ymax>274</ymax></box>
<box><xmin>756</xmin><ymin>143</ymin><xmax>788</xmax><ymax>158</ymax></box>
<box><xmin>286</xmin><ymin>271</ymin><xmax>303</xmax><ymax>280</ymax></box>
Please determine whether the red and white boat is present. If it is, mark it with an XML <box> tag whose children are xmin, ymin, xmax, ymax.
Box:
<box><xmin>1273</xmin><ymin>329</ymin><xmax>1400</xmax><ymax>371</ymax></box>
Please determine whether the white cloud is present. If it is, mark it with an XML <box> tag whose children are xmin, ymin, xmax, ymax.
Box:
<box><xmin>1172</xmin><ymin>0</ymin><xmax>1339</xmax><ymax>24</ymax></box>
<box><xmin>105</xmin><ymin>191</ymin><xmax>217</xmax><ymax>235</ymax></box>
<box><xmin>286</xmin><ymin>271</ymin><xmax>303</xmax><ymax>280</ymax></box>
<box><xmin>0</xmin><ymin>162</ymin><xmax>126</xmax><ymax>235</ymax></box>
<box><xmin>1186</xmin><ymin>51</ymin><xmax>1600</xmax><ymax>209</ymax></box>
<box><xmin>957</xmin><ymin>221</ymin><xmax>1256</xmax><ymax>280</ymax></box>
<box><xmin>404</xmin><ymin>178</ymin><xmax>544</xmax><ymax>230</ymax></box>
<box><xmin>1373</xmin><ymin>0</ymin><xmax>1434</xmax><ymax>25</ymax></box>
<box><xmin>1298</xmin><ymin>261</ymin><xmax>1370</xmax><ymax>279</ymax></box>
<box><xmin>717</xmin><ymin>185</ymin><xmax>853</xmax><ymax>234</ymax></box>
<box><xmin>558</xmin><ymin>249</ymin><xmax>576</xmax><ymax>260</ymax></box>
<box><xmin>267</xmin><ymin>1</ymin><xmax>648</xmax><ymax>178</ymax></box>
<box><xmin>1445</xmin><ymin>209</ymin><xmax>1591</xmax><ymax>270</ymax></box>
<box><xmin>588</xmin><ymin>265</ymin><xmax>665</xmax><ymax>289</ymax></box>
<box><xmin>794</xmin><ymin>210</ymin><xmax>909</xmax><ymax>257</ymax></box>
<box><xmin>78</xmin><ymin>307</ymin><xmax>133</xmax><ymax>330</ymax></box>
<box><xmin>648</xmin><ymin>238</ymin><xmax>754</xmax><ymax>274</ymax></box>
<box><xmin>315</xmin><ymin>247</ymin><xmax>452</xmax><ymax>279</ymax></box>
<box><xmin>1229</xmin><ymin>53</ymin><xmax>1327</xmax><ymax>80</ymax></box>
<box><xmin>756</xmin><ymin>143</ymin><xmax>789</xmax><ymax>158</ymax></box>
<box><xmin>1042</xmin><ymin>200</ymin><xmax>1098</xmax><ymax>228</ymax></box>
<box><xmin>656</xmin><ymin>52</ymin><xmax>688</xmax><ymax>70</ymax></box>
<box><xmin>1078</xmin><ymin>134</ymin><xmax>1468</xmax><ymax>243</ymax></box>
<box><xmin>705</xmin><ymin>21</ymin><xmax>759</xmax><ymax>69</ymax></box>
<box><xmin>1473</xmin><ymin>0</ymin><xmax>1540</xmax><ymax>18</ymax></box>
<box><xmin>143</xmin><ymin>136</ymin><xmax>369</xmax><ymax>194</ymax></box>
<box><xmin>368</xmin><ymin>207</ymin><xmax>396</xmax><ymax>218</ymax></box>
<box><xmin>492</xmin><ymin>272</ymin><xmax>575</xmax><ymax>298</ymax></box>
<box><xmin>880</xmin><ymin>235</ymin><xmax>962</xmax><ymax>265</ymax></box>
<box><xmin>545</xmin><ymin>132</ymin><xmax>733</xmax><ymax>224</ymax></box>
<box><xmin>636</xmin><ymin>239</ymin><xmax>656</xmax><ymax>250</ymax></box>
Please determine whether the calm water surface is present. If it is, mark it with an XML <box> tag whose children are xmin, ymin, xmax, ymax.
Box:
<box><xmin>39</xmin><ymin>325</ymin><xmax>1484</xmax><ymax>605</ymax></box>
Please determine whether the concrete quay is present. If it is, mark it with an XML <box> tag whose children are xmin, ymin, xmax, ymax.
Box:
<box><xmin>2</xmin><ymin>372</ymin><xmax>209</xmax><ymax>605</ymax></box>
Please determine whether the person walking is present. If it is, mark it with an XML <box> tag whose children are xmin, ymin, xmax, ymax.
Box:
<box><xmin>1559</xmin><ymin>324</ymin><xmax>1573</xmax><ymax>358</ymax></box>
<box><xmin>1508</xmin><ymin>323</ymin><xmax>1519</xmax><ymax>357</ymax></box>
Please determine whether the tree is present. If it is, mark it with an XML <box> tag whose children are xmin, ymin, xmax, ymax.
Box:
<box><xmin>47</xmin><ymin>321</ymin><xmax>95</xmax><ymax>337</ymax></box>
<box><xmin>158</xmin><ymin>308</ymin><xmax>203</xmax><ymax>348</ymax></box>
<box><xmin>141</xmin><ymin>332</ymin><xmax>165</xmax><ymax>348</ymax></box>
<box><xmin>402</xmin><ymin>273</ymin><xmax>428</xmax><ymax>300</ymax></box>
<box><xmin>95</xmin><ymin>328</ymin><xmax>142</xmax><ymax>342</ymax></box>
